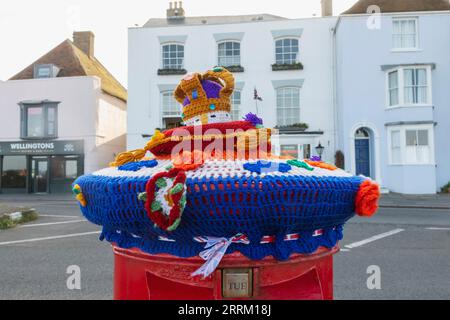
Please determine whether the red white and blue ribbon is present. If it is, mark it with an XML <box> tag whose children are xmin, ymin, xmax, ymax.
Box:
<box><xmin>191</xmin><ymin>234</ymin><xmax>250</xmax><ymax>279</ymax></box>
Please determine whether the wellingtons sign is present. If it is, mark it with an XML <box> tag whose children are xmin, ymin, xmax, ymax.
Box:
<box><xmin>0</xmin><ymin>140</ymin><xmax>84</xmax><ymax>155</ymax></box>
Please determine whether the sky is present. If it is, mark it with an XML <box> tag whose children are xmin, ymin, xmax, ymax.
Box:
<box><xmin>0</xmin><ymin>0</ymin><xmax>357</xmax><ymax>86</ymax></box>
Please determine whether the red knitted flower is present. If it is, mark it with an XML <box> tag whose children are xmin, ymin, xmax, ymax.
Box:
<box><xmin>355</xmin><ymin>180</ymin><xmax>380</xmax><ymax>217</ymax></box>
<box><xmin>145</xmin><ymin>168</ymin><xmax>187</xmax><ymax>231</ymax></box>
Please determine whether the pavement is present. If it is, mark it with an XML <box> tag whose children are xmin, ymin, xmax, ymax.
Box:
<box><xmin>380</xmin><ymin>192</ymin><xmax>450</xmax><ymax>209</ymax></box>
<box><xmin>0</xmin><ymin>193</ymin><xmax>449</xmax><ymax>300</ymax></box>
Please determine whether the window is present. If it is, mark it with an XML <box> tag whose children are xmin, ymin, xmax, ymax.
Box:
<box><xmin>230</xmin><ymin>90</ymin><xmax>241</xmax><ymax>121</ymax></box>
<box><xmin>20</xmin><ymin>102</ymin><xmax>58</xmax><ymax>139</ymax></box>
<box><xmin>162</xmin><ymin>44</ymin><xmax>184</xmax><ymax>69</ymax></box>
<box><xmin>276</xmin><ymin>87</ymin><xmax>300</xmax><ymax>126</ymax></box>
<box><xmin>388</xmin><ymin>71</ymin><xmax>399</xmax><ymax>106</ymax></box>
<box><xmin>390</xmin><ymin>130</ymin><xmax>401</xmax><ymax>164</ymax></box>
<box><xmin>161</xmin><ymin>91</ymin><xmax>182</xmax><ymax>129</ymax></box>
<box><xmin>50</xmin><ymin>156</ymin><xmax>79</xmax><ymax>180</ymax></box>
<box><xmin>388</xmin><ymin>125</ymin><xmax>434</xmax><ymax>165</ymax></box>
<box><xmin>33</xmin><ymin>64</ymin><xmax>59</xmax><ymax>79</ymax></box>
<box><xmin>404</xmin><ymin>68</ymin><xmax>427</xmax><ymax>104</ymax></box>
<box><xmin>1</xmin><ymin>156</ymin><xmax>27</xmax><ymax>189</ymax></box>
<box><xmin>393</xmin><ymin>18</ymin><xmax>418</xmax><ymax>50</ymax></box>
<box><xmin>161</xmin><ymin>91</ymin><xmax>180</xmax><ymax>118</ymax></box>
<box><xmin>386</xmin><ymin>66</ymin><xmax>431</xmax><ymax>107</ymax></box>
<box><xmin>218</xmin><ymin>41</ymin><xmax>241</xmax><ymax>67</ymax></box>
<box><xmin>405</xmin><ymin>129</ymin><xmax>430</xmax><ymax>164</ymax></box>
<box><xmin>275</xmin><ymin>38</ymin><xmax>299</xmax><ymax>65</ymax></box>
<box><xmin>280</xmin><ymin>145</ymin><xmax>299</xmax><ymax>158</ymax></box>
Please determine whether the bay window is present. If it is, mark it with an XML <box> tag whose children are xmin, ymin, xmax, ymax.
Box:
<box><xmin>387</xmin><ymin>66</ymin><xmax>431</xmax><ymax>107</ymax></box>
<box><xmin>388</xmin><ymin>125</ymin><xmax>434</xmax><ymax>165</ymax></box>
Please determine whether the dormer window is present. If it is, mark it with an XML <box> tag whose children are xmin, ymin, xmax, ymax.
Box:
<box><xmin>34</xmin><ymin>64</ymin><xmax>60</xmax><ymax>79</ymax></box>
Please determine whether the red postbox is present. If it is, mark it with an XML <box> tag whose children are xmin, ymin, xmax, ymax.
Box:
<box><xmin>113</xmin><ymin>245</ymin><xmax>338</xmax><ymax>300</ymax></box>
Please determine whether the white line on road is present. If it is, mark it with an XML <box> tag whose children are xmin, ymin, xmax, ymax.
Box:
<box><xmin>19</xmin><ymin>220</ymin><xmax>87</xmax><ymax>228</ymax></box>
<box><xmin>38</xmin><ymin>214</ymin><xmax>80</xmax><ymax>218</ymax></box>
<box><xmin>0</xmin><ymin>231</ymin><xmax>101</xmax><ymax>246</ymax></box>
<box><xmin>344</xmin><ymin>228</ymin><xmax>405</xmax><ymax>249</ymax></box>
<box><xmin>340</xmin><ymin>248</ymin><xmax>351</xmax><ymax>252</ymax></box>
<box><xmin>426</xmin><ymin>227</ymin><xmax>450</xmax><ymax>231</ymax></box>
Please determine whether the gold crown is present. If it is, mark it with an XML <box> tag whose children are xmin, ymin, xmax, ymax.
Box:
<box><xmin>174</xmin><ymin>67</ymin><xmax>235</xmax><ymax>125</ymax></box>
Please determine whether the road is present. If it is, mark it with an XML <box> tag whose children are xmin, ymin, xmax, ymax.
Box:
<box><xmin>0</xmin><ymin>196</ymin><xmax>449</xmax><ymax>300</ymax></box>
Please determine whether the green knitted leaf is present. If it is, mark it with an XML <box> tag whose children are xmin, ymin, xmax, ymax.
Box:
<box><xmin>156</xmin><ymin>178</ymin><xmax>167</xmax><ymax>188</ymax></box>
<box><xmin>151</xmin><ymin>200</ymin><xmax>162</xmax><ymax>212</ymax></box>
<box><xmin>167</xmin><ymin>218</ymin><xmax>182</xmax><ymax>232</ymax></box>
<box><xmin>170</xmin><ymin>183</ymin><xmax>184</xmax><ymax>195</ymax></box>
<box><xmin>180</xmin><ymin>194</ymin><xmax>187</xmax><ymax>209</ymax></box>
<box><xmin>287</xmin><ymin>160</ymin><xmax>314</xmax><ymax>171</ymax></box>
<box><xmin>137</xmin><ymin>192</ymin><xmax>147</xmax><ymax>202</ymax></box>
<box><xmin>165</xmin><ymin>164</ymin><xmax>174</xmax><ymax>171</ymax></box>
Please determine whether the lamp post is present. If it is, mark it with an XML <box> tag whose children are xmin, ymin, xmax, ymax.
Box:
<box><xmin>315</xmin><ymin>142</ymin><xmax>325</xmax><ymax>160</ymax></box>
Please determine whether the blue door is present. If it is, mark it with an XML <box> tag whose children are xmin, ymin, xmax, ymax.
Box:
<box><xmin>355</xmin><ymin>139</ymin><xmax>370</xmax><ymax>177</ymax></box>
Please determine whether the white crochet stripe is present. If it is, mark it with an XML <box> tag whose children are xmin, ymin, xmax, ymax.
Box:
<box><xmin>92</xmin><ymin>159</ymin><xmax>353</xmax><ymax>179</ymax></box>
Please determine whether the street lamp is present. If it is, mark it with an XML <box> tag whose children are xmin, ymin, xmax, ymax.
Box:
<box><xmin>315</xmin><ymin>142</ymin><xmax>325</xmax><ymax>160</ymax></box>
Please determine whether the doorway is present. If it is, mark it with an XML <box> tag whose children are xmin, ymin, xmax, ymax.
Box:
<box><xmin>31</xmin><ymin>156</ymin><xmax>49</xmax><ymax>193</ymax></box>
<box><xmin>354</xmin><ymin>128</ymin><xmax>371</xmax><ymax>178</ymax></box>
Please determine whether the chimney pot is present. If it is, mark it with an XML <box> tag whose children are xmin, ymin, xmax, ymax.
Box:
<box><xmin>321</xmin><ymin>0</ymin><xmax>333</xmax><ymax>17</ymax></box>
<box><xmin>73</xmin><ymin>31</ymin><xmax>95</xmax><ymax>57</ymax></box>
<box><xmin>167</xmin><ymin>1</ymin><xmax>185</xmax><ymax>20</ymax></box>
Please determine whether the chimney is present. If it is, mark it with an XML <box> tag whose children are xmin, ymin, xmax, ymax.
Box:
<box><xmin>73</xmin><ymin>31</ymin><xmax>95</xmax><ymax>57</ymax></box>
<box><xmin>321</xmin><ymin>0</ymin><xmax>333</xmax><ymax>17</ymax></box>
<box><xmin>167</xmin><ymin>1</ymin><xmax>185</xmax><ymax>20</ymax></box>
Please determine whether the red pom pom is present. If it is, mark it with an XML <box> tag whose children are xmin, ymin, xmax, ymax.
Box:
<box><xmin>355</xmin><ymin>180</ymin><xmax>380</xmax><ymax>217</ymax></box>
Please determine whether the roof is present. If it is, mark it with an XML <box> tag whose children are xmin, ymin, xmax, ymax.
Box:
<box><xmin>143</xmin><ymin>13</ymin><xmax>287</xmax><ymax>28</ymax></box>
<box><xmin>9</xmin><ymin>40</ymin><xmax>127</xmax><ymax>102</ymax></box>
<box><xmin>343</xmin><ymin>0</ymin><xmax>450</xmax><ymax>14</ymax></box>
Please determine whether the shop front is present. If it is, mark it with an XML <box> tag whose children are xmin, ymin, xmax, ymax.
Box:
<box><xmin>0</xmin><ymin>140</ymin><xmax>84</xmax><ymax>194</ymax></box>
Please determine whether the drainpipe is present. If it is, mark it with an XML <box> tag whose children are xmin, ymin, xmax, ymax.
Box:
<box><xmin>331</xmin><ymin>16</ymin><xmax>341</xmax><ymax>163</ymax></box>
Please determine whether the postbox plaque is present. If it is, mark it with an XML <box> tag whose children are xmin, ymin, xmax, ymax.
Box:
<box><xmin>222</xmin><ymin>268</ymin><xmax>253</xmax><ymax>298</ymax></box>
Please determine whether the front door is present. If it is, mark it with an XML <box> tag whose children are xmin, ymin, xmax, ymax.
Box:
<box><xmin>355</xmin><ymin>138</ymin><xmax>370</xmax><ymax>177</ymax></box>
<box><xmin>31</xmin><ymin>157</ymin><xmax>49</xmax><ymax>193</ymax></box>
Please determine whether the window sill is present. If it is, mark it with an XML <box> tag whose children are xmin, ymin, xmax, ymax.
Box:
<box><xmin>20</xmin><ymin>137</ymin><xmax>58</xmax><ymax>140</ymax></box>
<box><xmin>157</xmin><ymin>69</ymin><xmax>187</xmax><ymax>76</ymax></box>
<box><xmin>386</xmin><ymin>105</ymin><xmax>433</xmax><ymax>110</ymax></box>
<box><xmin>272</xmin><ymin>63</ymin><xmax>303</xmax><ymax>71</ymax></box>
<box><xmin>388</xmin><ymin>163</ymin><xmax>435</xmax><ymax>167</ymax></box>
<box><xmin>390</xmin><ymin>48</ymin><xmax>422</xmax><ymax>53</ymax></box>
<box><xmin>220</xmin><ymin>65</ymin><xmax>244</xmax><ymax>73</ymax></box>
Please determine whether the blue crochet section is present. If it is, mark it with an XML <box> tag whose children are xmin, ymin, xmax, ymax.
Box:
<box><xmin>118</xmin><ymin>160</ymin><xmax>158</xmax><ymax>172</ymax></box>
<box><xmin>243</xmin><ymin>161</ymin><xmax>292</xmax><ymax>174</ymax></box>
<box><xmin>74</xmin><ymin>173</ymin><xmax>363</xmax><ymax>260</ymax></box>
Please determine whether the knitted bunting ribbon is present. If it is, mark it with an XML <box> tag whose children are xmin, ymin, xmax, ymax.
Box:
<box><xmin>191</xmin><ymin>234</ymin><xmax>250</xmax><ymax>279</ymax></box>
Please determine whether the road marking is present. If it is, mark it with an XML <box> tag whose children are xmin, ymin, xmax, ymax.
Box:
<box><xmin>340</xmin><ymin>248</ymin><xmax>351</xmax><ymax>252</ymax></box>
<box><xmin>38</xmin><ymin>214</ymin><xmax>80</xmax><ymax>218</ymax></box>
<box><xmin>344</xmin><ymin>229</ymin><xmax>404</xmax><ymax>249</ymax></box>
<box><xmin>426</xmin><ymin>227</ymin><xmax>450</xmax><ymax>231</ymax></box>
<box><xmin>0</xmin><ymin>231</ymin><xmax>101</xmax><ymax>246</ymax></box>
<box><xmin>19</xmin><ymin>220</ymin><xmax>87</xmax><ymax>228</ymax></box>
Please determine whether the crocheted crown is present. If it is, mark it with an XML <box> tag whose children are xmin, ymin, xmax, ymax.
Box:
<box><xmin>174</xmin><ymin>67</ymin><xmax>235</xmax><ymax>126</ymax></box>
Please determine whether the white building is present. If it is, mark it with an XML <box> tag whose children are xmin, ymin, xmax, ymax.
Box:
<box><xmin>0</xmin><ymin>32</ymin><xmax>127</xmax><ymax>194</ymax></box>
<box><xmin>128</xmin><ymin>1</ymin><xmax>338</xmax><ymax>162</ymax></box>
